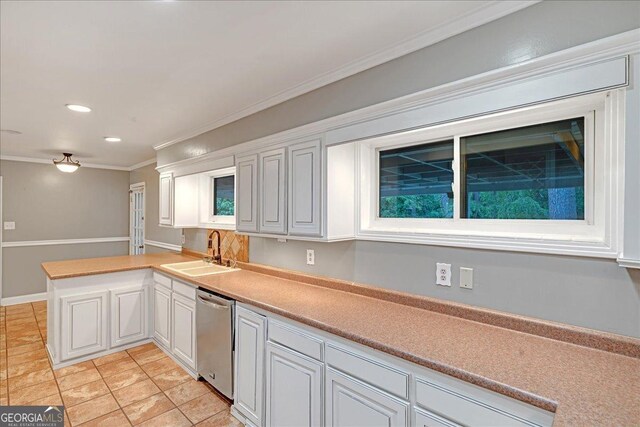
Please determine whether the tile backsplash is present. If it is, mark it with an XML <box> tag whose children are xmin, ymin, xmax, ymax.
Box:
<box><xmin>183</xmin><ymin>228</ymin><xmax>249</xmax><ymax>263</ymax></box>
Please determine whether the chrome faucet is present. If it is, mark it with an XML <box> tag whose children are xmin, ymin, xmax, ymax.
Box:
<box><xmin>207</xmin><ymin>230</ymin><xmax>222</xmax><ymax>265</ymax></box>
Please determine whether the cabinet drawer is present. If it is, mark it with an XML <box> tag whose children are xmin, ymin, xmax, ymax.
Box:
<box><xmin>414</xmin><ymin>408</ymin><xmax>460</xmax><ymax>427</ymax></box>
<box><xmin>415</xmin><ymin>372</ymin><xmax>554</xmax><ymax>427</ymax></box>
<box><xmin>326</xmin><ymin>343</ymin><xmax>409</xmax><ymax>400</ymax></box>
<box><xmin>267</xmin><ymin>319</ymin><xmax>323</xmax><ymax>361</ymax></box>
<box><xmin>153</xmin><ymin>272</ymin><xmax>172</xmax><ymax>289</ymax></box>
<box><xmin>172</xmin><ymin>279</ymin><xmax>196</xmax><ymax>300</ymax></box>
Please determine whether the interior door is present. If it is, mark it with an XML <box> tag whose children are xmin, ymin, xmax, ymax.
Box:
<box><xmin>130</xmin><ymin>184</ymin><xmax>145</xmax><ymax>254</ymax></box>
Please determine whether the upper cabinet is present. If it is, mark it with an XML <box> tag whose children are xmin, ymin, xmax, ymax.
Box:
<box><xmin>260</xmin><ymin>148</ymin><xmax>287</xmax><ymax>235</ymax></box>
<box><xmin>288</xmin><ymin>139</ymin><xmax>321</xmax><ymax>237</ymax></box>
<box><xmin>159</xmin><ymin>172</ymin><xmax>173</xmax><ymax>226</ymax></box>
<box><xmin>233</xmin><ymin>137</ymin><xmax>355</xmax><ymax>241</ymax></box>
<box><xmin>236</xmin><ymin>154</ymin><xmax>259</xmax><ymax>233</ymax></box>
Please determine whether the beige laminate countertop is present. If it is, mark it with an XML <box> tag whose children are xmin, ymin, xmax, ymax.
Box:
<box><xmin>42</xmin><ymin>253</ymin><xmax>640</xmax><ymax>426</ymax></box>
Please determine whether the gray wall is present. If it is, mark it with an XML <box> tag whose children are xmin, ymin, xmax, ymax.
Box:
<box><xmin>157</xmin><ymin>1</ymin><xmax>640</xmax><ymax>166</ymax></box>
<box><xmin>0</xmin><ymin>160</ymin><xmax>130</xmax><ymax>298</ymax></box>
<box><xmin>129</xmin><ymin>162</ymin><xmax>182</xmax><ymax>249</ymax></box>
<box><xmin>250</xmin><ymin>239</ymin><xmax>640</xmax><ymax>338</ymax></box>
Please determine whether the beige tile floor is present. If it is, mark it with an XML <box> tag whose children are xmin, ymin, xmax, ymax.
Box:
<box><xmin>0</xmin><ymin>302</ymin><xmax>242</xmax><ymax>426</ymax></box>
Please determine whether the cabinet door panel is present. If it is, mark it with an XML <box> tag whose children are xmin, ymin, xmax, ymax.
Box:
<box><xmin>236</xmin><ymin>154</ymin><xmax>259</xmax><ymax>233</ymax></box>
<box><xmin>60</xmin><ymin>291</ymin><xmax>109</xmax><ymax>361</ymax></box>
<box><xmin>171</xmin><ymin>293</ymin><xmax>196</xmax><ymax>370</ymax></box>
<box><xmin>159</xmin><ymin>172</ymin><xmax>173</xmax><ymax>225</ymax></box>
<box><xmin>111</xmin><ymin>285</ymin><xmax>147</xmax><ymax>347</ymax></box>
<box><xmin>153</xmin><ymin>285</ymin><xmax>171</xmax><ymax>349</ymax></box>
<box><xmin>266</xmin><ymin>343</ymin><xmax>322</xmax><ymax>427</ymax></box>
<box><xmin>326</xmin><ymin>368</ymin><xmax>408</xmax><ymax>427</ymax></box>
<box><xmin>235</xmin><ymin>306</ymin><xmax>266</xmax><ymax>427</ymax></box>
<box><xmin>288</xmin><ymin>139</ymin><xmax>321</xmax><ymax>236</ymax></box>
<box><xmin>260</xmin><ymin>148</ymin><xmax>287</xmax><ymax>234</ymax></box>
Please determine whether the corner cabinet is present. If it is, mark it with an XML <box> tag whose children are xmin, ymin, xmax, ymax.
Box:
<box><xmin>288</xmin><ymin>139</ymin><xmax>322</xmax><ymax>237</ymax></box>
<box><xmin>159</xmin><ymin>172</ymin><xmax>173</xmax><ymax>226</ymax></box>
<box><xmin>260</xmin><ymin>148</ymin><xmax>287</xmax><ymax>235</ymax></box>
<box><xmin>236</xmin><ymin>154</ymin><xmax>260</xmax><ymax>233</ymax></box>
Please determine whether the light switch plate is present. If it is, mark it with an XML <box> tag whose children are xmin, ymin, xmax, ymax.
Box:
<box><xmin>3</xmin><ymin>221</ymin><xmax>15</xmax><ymax>230</ymax></box>
<box><xmin>460</xmin><ymin>267</ymin><xmax>473</xmax><ymax>289</ymax></box>
<box><xmin>436</xmin><ymin>263</ymin><xmax>451</xmax><ymax>286</ymax></box>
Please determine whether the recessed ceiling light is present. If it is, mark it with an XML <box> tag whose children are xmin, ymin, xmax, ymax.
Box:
<box><xmin>0</xmin><ymin>129</ymin><xmax>22</xmax><ymax>135</ymax></box>
<box><xmin>65</xmin><ymin>104</ymin><xmax>92</xmax><ymax>113</ymax></box>
<box><xmin>104</xmin><ymin>137</ymin><xmax>122</xmax><ymax>142</ymax></box>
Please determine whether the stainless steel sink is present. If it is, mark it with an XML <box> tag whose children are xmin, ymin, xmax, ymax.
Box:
<box><xmin>161</xmin><ymin>260</ymin><xmax>239</xmax><ymax>277</ymax></box>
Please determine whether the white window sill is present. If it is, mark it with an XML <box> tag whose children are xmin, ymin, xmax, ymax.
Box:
<box><xmin>356</xmin><ymin>229</ymin><xmax>616</xmax><ymax>258</ymax></box>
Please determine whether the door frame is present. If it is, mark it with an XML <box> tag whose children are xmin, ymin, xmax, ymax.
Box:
<box><xmin>0</xmin><ymin>176</ymin><xmax>3</xmax><ymax>302</ymax></box>
<box><xmin>129</xmin><ymin>182</ymin><xmax>146</xmax><ymax>255</ymax></box>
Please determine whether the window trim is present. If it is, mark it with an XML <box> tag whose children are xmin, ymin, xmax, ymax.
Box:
<box><xmin>357</xmin><ymin>91</ymin><xmax>623</xmax><ymax>258</ymax></box>
<box><xmin>201</xmin><ymin>166</ymin><xmax>236</xmax><ymax>227</ymax></box>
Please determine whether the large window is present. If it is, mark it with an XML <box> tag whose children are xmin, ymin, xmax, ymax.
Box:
<box><xmin>358</xmin><ymin>92</ymin><xmax>620</xmax><ymax>256</ymax></box>
<box><xmin>460</xmin><ymin>118</ymin><xmax>585</xmax><ymax>220</ymax></box>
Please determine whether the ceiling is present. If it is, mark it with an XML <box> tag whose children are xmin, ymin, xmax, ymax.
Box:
<box><xmin>0</xmin><ymin>1</ymin><xmax>534</xmax><ymax>169</ymax></box>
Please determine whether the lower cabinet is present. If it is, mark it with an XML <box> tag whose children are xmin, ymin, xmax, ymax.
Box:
<box><xmin>326</xmin><ymin>367</ymin><xmax>409</xmax><ymax>427</ymax></box>
<box><xmin>60</xmin><ymin>290</ymin><xmax>109</xmax><ymax>361</ymax></box>
<box><xmin>153</xmin><ymin>284</ymin><xmax>172</xmax><ymax>348</ymax></box>
<box><xmin>265</xmin><ymin>342</ymin><xmax>323</xmax><ymax>427</ymax></box>
<box><xmin>235</xmin><ymin>305</ymin><xmax>266</xmax><ymax>427</ymax></box>
<box><xmin>234</xmin><ymin>304</ymin><xmax>554</xmax><ymax>427</ymax></box>
<box><xmin>110</xmin><ymin>285</ymin><xmax>148</xmax><ymax>347</ymax></box>
<box><xmin>171</xmin><ymin>292</ymin><xmax>197</xmax><ymax>370</ymax></box>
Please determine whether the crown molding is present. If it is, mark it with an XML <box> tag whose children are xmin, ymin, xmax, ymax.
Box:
<box><xmin>152</xmin><ymin>0</ymin><xmax>539</xmax><ymax>151</ymax></box>
<box><xmin>129</xmin><ymin>158</ymin><xmax>156</xmax><ymax>171</ymax></box>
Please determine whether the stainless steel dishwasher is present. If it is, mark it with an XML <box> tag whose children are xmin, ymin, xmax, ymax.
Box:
<box><xmin>196</xmin><ymin>288</ymin><xmax>235</xmax><ymax>400</ymax></box>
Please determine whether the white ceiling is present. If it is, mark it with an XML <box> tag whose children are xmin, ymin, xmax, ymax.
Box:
<box><xmin>0</xmin><ymin>1</ymin><xmax>534</xmax><ymax>169</ymax></box>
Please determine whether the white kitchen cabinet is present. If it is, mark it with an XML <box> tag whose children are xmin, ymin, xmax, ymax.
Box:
<box><xmin>60</xmin><ymin>290</ymin><xmax>109</xmax><ymax>361</ymax></box>
<box><xmin>236</xmin><ymin>154</ymin><xmax>260</xmax><ymax>233</ymax></box>
<box><xmin>110</xmin><ymin>285</ymin><xmax>148</xmax><ymax>348</ymax></box>
<box><xmin>173</xmin><ymin>173</ymin><xmax>199</xmax><ymax>228</ymax></box>
<box><xmin>265</xmin><ymin>342</ymin><xmax>323</xmax><ymax>427</ymax></box>
<box><xmin>326</xmin><ymin>367</ymin><xmax>409</xmax><ymax>427</ymax></box>
<box><xmin>235</xmin><ymin>305</ymin><xmax>266</xmax><ymax>427</ymax></box>
<box><xmin>171</xmin><ymin>292</ymin><xmax>197</xmax><ymax>370</ymax></box>
<box><xmin>414</xmin><ymin>408</ymin><xmax>460</xmax><ymax>427</ymax></box>
<box><xmin>288</xmin><ymin>139</ymin><xmax>322</xmax><ymax>237</ymax></box>
<box><xmin>260</xmin><ymin>147</ymin><xmax>287</xmax><ymax>235</ymax></box>
<box><xmin>153</xmin><ymin>283</ymin><xmax>172</xmax><ymax>349</ymax></box>
<box><xmin>159</xmin><ymin>172</ymin><xmax>173</xmax><ymax>226</ymax></box>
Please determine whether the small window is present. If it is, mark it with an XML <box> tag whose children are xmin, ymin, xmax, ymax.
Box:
<box><xmin>379</xmin><ymin>140</ymin><xmax>454</xmax><ymax>218</ymax></box>
<box><xmin>212</xmin><ymin>175</ymin><xmax>235</xmax><ymax>216</ymax></box>
<box><xmin>461</xmin><ymin>118</ymin><xmax>585</xmax><ymax>220</ymax></box>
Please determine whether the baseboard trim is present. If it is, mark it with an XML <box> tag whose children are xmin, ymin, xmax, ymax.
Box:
<box><xmin>1</xmin><ymin>292</ymin><xmax>47</xmax><ymax>306</ymax></box>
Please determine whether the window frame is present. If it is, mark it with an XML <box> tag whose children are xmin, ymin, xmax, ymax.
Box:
<box><xmin>357</xmin><ymin>91</ymin><xmax>620</xmax><ymax>257</ymax></box>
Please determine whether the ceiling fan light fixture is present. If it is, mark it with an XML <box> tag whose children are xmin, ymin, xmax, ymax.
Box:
<box><xmin>53</xmin><ymin>153</ymin><xmax>81</xmax><ymax>173</ymax></box>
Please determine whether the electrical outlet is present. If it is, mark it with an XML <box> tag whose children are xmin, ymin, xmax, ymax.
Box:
<box><xmin>306</xmin><ymin>249</ymin><xmax>315</xmax><ymax>265</ymax></box>
<box><xmin>181</xmin><ymin>234</ymin><xmax>186</xmax><ymax>244</ymax></box>
<box><xmin>460</xmin><ymin>267</ymin><xmax>473</xmax><ymax>289</ymax></box>
<box><xmin>436</xmin><ymin>263</ymin><xmax>451</xmax><ymax>286</ymax></box>
<box><xmin>3</xmin><ymin>221</ymin><xmax>15</xmax><ymax>230</ymax></box>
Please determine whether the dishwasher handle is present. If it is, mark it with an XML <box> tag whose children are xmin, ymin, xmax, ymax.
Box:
<box><xmin>197</xmin><ymin>295</ymin><xmax>230</xmax><ymax>310</ymax></box>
